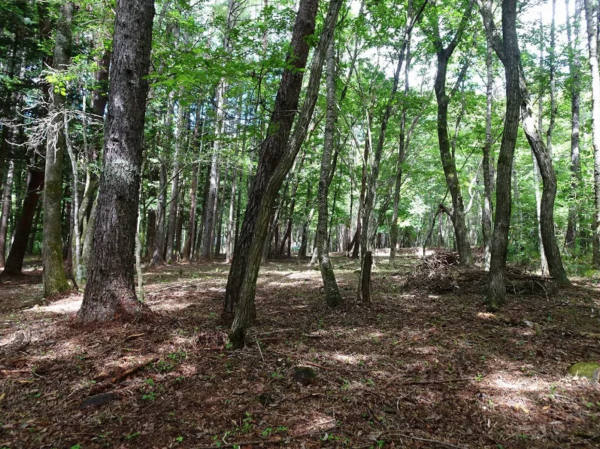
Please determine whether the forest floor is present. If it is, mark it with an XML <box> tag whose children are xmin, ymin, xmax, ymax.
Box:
<box><xmin>1</xmin><ymin>250</ymin><xmax>600</xmax><ymax>449</ymax></box>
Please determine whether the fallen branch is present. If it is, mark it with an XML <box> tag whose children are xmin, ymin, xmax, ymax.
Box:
<box><xmin>111</xmin><ymin>357</ymin><xmax>158</xmax><ymax>384</ymax></box>
<box><xmin>383</xmin><ymin>432</ymin><xmax>465</xmax><ymax>449</ymax></box>
<box><xmin>197</xmin><ymin>437</ymin><xmax>282</xmax><ymax>449</ymax></box>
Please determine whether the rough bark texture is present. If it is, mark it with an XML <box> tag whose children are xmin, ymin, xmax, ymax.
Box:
<box><xmin>584</xmin><ymin>0</ymin><xmax>600</xmax><ymax>267</ymax></box>
<box><xmin>224</xmin><ymin>0</ymin><xmax>342</xmax><ymax>347</ymax></box>
<box><xmin>2</xmin><ymin>170</ymin><xmax>44</xmax><ymax>275</ymax></box>
<box><xmin>0</xmin><ymin>160</ymin><xmax>14</xmax><ymax>267</ymax></box>
<box><xmin>479</xmin><ymin>0</ymin><xmax>522</xmax><ymax>310</ymax></box>
<box><xmin>316</xmin><ymin>39</ymin><xmax>343</xmax><ymax>308</ymax></box>
<box><xmin>42</xmin><ymin>2</ymin><xmax>73</xmax><ymax>297</ymax></box>
<box><xmin>77</xmin><ymin>0</ymin><xmax>154</xmax><ymax>322</ymax></box>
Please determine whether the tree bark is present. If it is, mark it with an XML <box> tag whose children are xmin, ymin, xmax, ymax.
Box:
<box><xmin>565</xmin><ymin>0</ymin><xmax>582</xmax><ymax>250</ymax></box>
<box><xmin>165</xmin><ymin>104</ymin><xmax>185</xmax><ymax>263</ymax></box>
<box><xmin>482</xmin><ymin>37</ymin><xmax>494</xmax><ymax>271</ymax></box>
<box><xmin>42</xmin><ymin>2</ymin><xmax>73</xmax><ymax>297</ymax></box>
<box><xmin>478</xmin><ymin>0</ymin><xmax>522</xmax><ymax>310</ymax></box>
<box><xmin>224</xmin><ymin>0</ymin><xmax>343</xmax><ymax>346</ymax></box>
<box><xmin>78</xmin><ymin>0</ymin><xmax>155</xmax><ymax>322</ymax></box>
<box><xmin>584</xmin><ymin>0</ymin><xmax>600</xmax><ymax>267</ymax></box>
<box><xmin>430</xmin><ymin>3</ymin><xmax>473</xmax><ymax>267</ymax></box>
<box><xmin>316</xmin><ymin>38</ymin><xmax>343</xmax><ymax>307</ymax></box>
<box><xmin>0</xmin><ymin>160</ymin><xmax>14</xmax><ymax>267</ymax></box>
<box><xmin>2</xmin><ymin>170</ymin><xmax>44</xmax><ymax>275</ymax></box>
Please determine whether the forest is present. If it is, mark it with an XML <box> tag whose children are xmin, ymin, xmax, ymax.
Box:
<box><xmin>0</xmin><ymin>0</ymin><xmax>600</xmax><ymax>446</ymax></box>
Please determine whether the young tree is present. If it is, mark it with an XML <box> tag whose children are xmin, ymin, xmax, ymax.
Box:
<box><xmin>78</xmin><ymin>0</ymin><xmax>155</xmax><ymax>322</ymax></box>
<box><xmin>316</xmin><ymin>38</ymin><xmax>343</xmax><ymax>307</ymax></box>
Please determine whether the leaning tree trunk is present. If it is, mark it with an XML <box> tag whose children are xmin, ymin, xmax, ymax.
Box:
<box><xmin>584</xmin><ymin>0</ymin><xmax>600</xmax><ymax>267</ymax></box>
<box><xmin>42</xmin><ymin>1</ymin><xmax>73</xmax><ymax>297</ymax></box>
<box><xmin>565</xmin><ymin>0</ymin><xmax>582</xmax><ymax>250</ymax></box>
<box><xmin>0</xmin><ymin>160</ymin><xmax>14</xmax><ymax>267</ymax></box>
<box><xmin>224</xmin><ymin>0</ymin><xmax>343</xmax><ymax>347</ymax></box>
<box><xmin>2</xmin><ymin>170</ymin><xmax>44</xmax><ymax>275</ymax></box>
<box><xmin>316</xmin><ymin>38</ymin><xmax>343</xmax><ymax>307</ymax></box>
<box><xmin>78</xmin><ymin>0</ymin><xmax>154</xmax><ymax>322</ymax></box>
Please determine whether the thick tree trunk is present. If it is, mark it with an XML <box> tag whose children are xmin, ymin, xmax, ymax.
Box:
<box><xmin>27</xmin><ymin>201</ymin><xmax>42</xmax><ymax>254</ymax></box>
<box><xmin>78</xmin><ymin>0</ymin><xmax>154</xmax><ymax>322</ymax></box>
<box><xmin>298</xmin><ymin>184</ymin><xmax>313</xmax><ymax>259</ymax></box>
<box><xmin>0</xmin><ymin>160</ymin><xmax>14</xmax><ymax>267</ymax></box>
<box><xmin>2</xmin><ymin>170</ymin><xmax>44</xmax><ymax>275</ymax></box>
<box><xmin>224</xmin><ymin>0</ymin><xmax>342</xmax><ymax>346</ymax></box>
<box><xmin>42</xmin><ymin>2</ymin><xmax>73</xmax><ymax>296</ymax></box>
<box><xmin>316</xmin><ymin>39</ymin><xmax>343</xmax><ymax>307</ymax></box>
<box><xmin>584</xmin><ymin>0</ymin><xmax>600</xmax><ymax>267</ymax></box>
<box><xmin>565</xmin><ymin>0</ymin><xmax>582</xmax><ymax>250</ymax></box>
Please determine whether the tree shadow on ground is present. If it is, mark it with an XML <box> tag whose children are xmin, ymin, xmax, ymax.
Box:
<box><xmin>0</xmin><ymin>251</ymin><xmax>599</xmax><ymax>448</ymax></box>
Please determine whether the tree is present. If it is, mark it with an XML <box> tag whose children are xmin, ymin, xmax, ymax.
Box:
<box><xmin>78</xmin><ymin>0</ymin><xmax>155</xmax><ymax>322</ymax></box>
<box><xmin>316</xmin><ymin>38</ymin><xmax>343</xmax><ymax>307</ymax></box>
<box><xmin>584</xmin><ymin>0</ymin><xmax>600</xmax><ymax>267</ymax></box>
<box><xmin>42</xmin><ymin>2</ymin><xmax>73</xmax><ymax>297</ymax></box>
<box><xmin>427</xmin><ymin>0</ymin><xmax>474</xmax><ymax>266</ymax></box>
<box><xmin>224</xmin><ymin>0</ymin><xmax>344</xmax><ymax>347</ymax></box>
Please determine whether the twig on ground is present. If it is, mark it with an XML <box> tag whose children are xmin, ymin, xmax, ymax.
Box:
<box><xmin>382</xmin><ymin>432</ymin><xmax>465</xmax><ymax>448</ymax></box>
<box><xmin>196</xmin><ymin>437</ymin><xmax>283</xmax><ymax>448</ymax></box>
<box><xmin>111</xmin><ymin>357</ymin><xmax>158</xmax><ymax>384</ymax></box>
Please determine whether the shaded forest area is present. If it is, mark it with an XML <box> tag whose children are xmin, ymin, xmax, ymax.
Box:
<box><xmin>1</xmin><ymin>0</ymin><xmax>600</xmax><ymax>447</ymax></box>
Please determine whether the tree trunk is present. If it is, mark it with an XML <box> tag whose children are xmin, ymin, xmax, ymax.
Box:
<box><xmin>584</xmin><ymin>0</ymin><xmax>600</xmax><ymax>267</ymax></box>
<box><xmin>430</xmin><ymin>4</ymin><xmax>473</xmax><ymax>267</ymax></box>
<box><xmin>479</xmin><ymin>0</ymin><xmax>522</xmax><ymax>310</ymax></box>
<box><xmin>151</xmin><ymin>163</ymin><xmax>167</xmax><ymax>265</ymax></box>
<box><xmin>316</xmin><ymin>38</ymin><xmax>343</xmax><ymax>307</ymax></box>
<box><xmin>389</xmin><ymin>36</ymin><xmax>412</xmax><ymax>264</ymax></box>
<box><xmin>565</xmin><ymin>0</ymin><xmax>582</xmax><ymax>250</ymax></box>
<box><xmin>201</xmin><ymin>91</ymin><xmax>223</xmax><ymax>260</ymax></box>
<box><xmin>146</xmin><ymin>209</ymin><xmax>156</xmax><ymax>258</ymax></box>
<box><xmin>0</xmin><ymin>160</ymin><xmax>14</xmax><ymax>267</ymax></box>
<box><xmin>2</xmin><ymin>170</ymin><xmax>44</xmax><ymax>275</ymax></box>
<box><xmin>165</xmin><ymin>104</ymin><xmax>184</xmax><ymax>263</ymax></box>
<box><xmin>42</xmin><ymin>2</ymin><xmax>73</xmax><ymax>296</ymax></box>
<box><xmin>78</xmin><ymin>0</ymin><xmax>155</xmax><ymax>322</ymax></box>
<box><xmin>482</xmin><ymin>38</ymin><xmax>494</xmax><ymax>271</ymax></box>
<box><xmin>224</xmin><ymin>0</ymin><xmax>342</xmax><ymax>346</ymax></box>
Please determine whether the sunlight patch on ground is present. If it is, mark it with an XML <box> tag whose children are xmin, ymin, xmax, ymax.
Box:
<box><xmin>289</xmin><ymin>412</ymin><xmax>336</xmax><ymax>436</ymax></box>
<box><xmin>327</xmin><ymin>352</ymin><xmax>374</xmax><ymax>365</ymax></box>
<box><xmin>151</xmin><ymin>300</ymin><xmax>194</xmax><ymax>311</ymax></box>
<box><xmin>24</xmin><ymin>294</ymin><xmax>82</xmax><ymax>315</ymax></box>
<box><xmin>478</xmin><ymin>312</ymin><xmax>496</xmax><ymax>319</ymax></box>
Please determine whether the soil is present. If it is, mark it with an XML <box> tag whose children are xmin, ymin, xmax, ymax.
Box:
<box><xmin>1</xmin><ymin>250</ymin><xmax>599</xmax><ymax>448</ymax></box>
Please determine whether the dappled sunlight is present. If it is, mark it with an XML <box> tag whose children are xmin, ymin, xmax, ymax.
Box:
<box><xmin>24</xmin><ymin>293</ymin><xmax>82</xmax><ymax>315</ymax></box>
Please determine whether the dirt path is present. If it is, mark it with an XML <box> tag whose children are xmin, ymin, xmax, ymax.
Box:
<box><xmin>0</xmin><ymin>252</ymin><xmax>599</xmax><ymax>448</ymax></box>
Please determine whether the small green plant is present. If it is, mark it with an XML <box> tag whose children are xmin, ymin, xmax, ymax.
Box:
<box><xmin>125</xmin><ymin>431</ymin><xmax>141</xmax><ymax>440</ymax></box>
<box><xmin>142</xmin><ymin>391</ymin><xmax>156</xmax><ymax>401</ymax></box>
<box><xmin>175</xmin><ymin>436</ymin><xmax>184</xmax><ymax>442</ymax></box>
<box><xmin>475</xmin><ymin>373</ymin><xmax>484</xmax><ymax>382</ymax></box>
